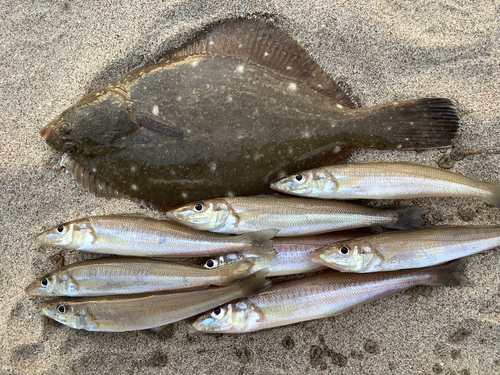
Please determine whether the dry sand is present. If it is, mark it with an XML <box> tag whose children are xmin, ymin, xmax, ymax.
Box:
<box><xmin>1</xmin><ymin>0</ymin><xmax>499</xmax><ymax>374</ymax></box>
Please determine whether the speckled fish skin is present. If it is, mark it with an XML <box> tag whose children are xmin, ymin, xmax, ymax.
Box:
<box><xmin>166</xmin><ymin>195</ymin><xmax>427</xmax><ymax>236</ymax></box>
<box><xmin>24</xmin><ymin>257</ymin><xmax>253</xmax><ymax>297</ymax></box>
<box><xmin>271</xmin><ymin>162</ymin><xmax>500</xmax><ymax>206</ymax></box>
<box><xmin>312</xmin><ymin>226</ymin><xmax>500</xmax><ymax>273</ymax></box>
<box><xmin>191</xmin><ymin>260</ymin><xmax>467</xmax><ymax>333</ymax></box>
<box><xmin>40</xmin><ymin>19</ymin><xmax>460</xmax><ymax>211</ymax></box>
<box><xmin>205</xmin><ymin>231</ymin><xmax>371</xmax><ymax>277</ymax></box>
<box><xmin>36</xmin><ymin>214</ymin><xmax>276</xmax><ymax>257</ymax></box>
<box><xmin>41</xmin><ymin>270</ymin><xmax>270</xmax><ymax>332</ymax></box>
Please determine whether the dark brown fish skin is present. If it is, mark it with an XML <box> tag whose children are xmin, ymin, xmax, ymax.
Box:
<box><xmin>41</xmin><ymin>19</ymin><xmax>461</xmax><ymax>211</ymax></box>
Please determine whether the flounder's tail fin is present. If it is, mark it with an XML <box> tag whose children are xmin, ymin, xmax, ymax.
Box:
<box><xmin>357</xmin><ymin>98</ymin><xmax>461</xmax><ymax>149</ymax></box>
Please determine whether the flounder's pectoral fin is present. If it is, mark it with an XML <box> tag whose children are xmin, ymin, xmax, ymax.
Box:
<box><xmin>135</xmin><ymin>107</ymin><xmax>184</xmax><ymax>138</ymax></box>
<box><xmin>174</xmin><ymin>18</ymin><xmax>358</xmax><ymax>109</ymax></box>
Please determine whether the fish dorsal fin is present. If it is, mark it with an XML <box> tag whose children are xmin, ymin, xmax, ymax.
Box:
<box><xmin>60</xmin><ymin>154</ymin><xmax>124</xmax><ymax>198</ymax></box>
<box><xmin>173</xmin><ymin>18</ymin><xmax>358</xmax><ymax>109</ymax></box>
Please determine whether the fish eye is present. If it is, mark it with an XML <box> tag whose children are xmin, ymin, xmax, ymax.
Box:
<box><xmin>194</xmin><ymin>203</ymin><xmax>203</xmax><ymax>212</ymax></box>
<box><xmin>64</xmin><ymin>142</ymin><xmax>77</xmax><ymax>154</ymax></box>
<box><xmin>57</xmin><ymin>304</ymin><xmax>67</xmax><ymax>314</ymax></box>
<box><xmin>294</xmin><ymin>174</ymin><xmax>303</xmax><ymax>182</ymax></box>
<box><xmin>205</xmin><ymin>259</ymin><xmax>217</xmax><ymax>269</ymax></box>
<box><xmin>57</xmin><ymin>225</ymin><xmax>65</xmax><ymax>233</ymax></box>
<box><xmin>41</xmin><ymin>278</ymin><xmax>48</xmax><ymax>287</ymax></box>
<box><xmin>339</xmin><ymin>246</ymin><xmax>350</xmax><ymax>255</ymax></box>
<box><xmin>60</xmin><ymin>122</ymin><xmax>72</xmax><ymax>135</ymax></box>
<box><xmin>211</xmin><ymin>307</ymin><xmax>222</xmax><ymax>317</ymax></box>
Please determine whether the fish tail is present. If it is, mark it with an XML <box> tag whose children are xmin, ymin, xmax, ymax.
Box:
<box><xmin>235</xmin><ymin>229</ymin><xmax>278</xmax><ymax>257</ymax></box>
<box><xmin>237</xmin><ymin>269</ymin><xmax>271</xmax><ymax>297</ymax></box>
<box><xmin>485</xmin><ymin>182</ymin><xmax>500</xmax><ymax>208</ymax></box>
<box><xmin>427</xmin><ymin>259</ymin><xmax>469</xmax><ymax>287</ymax></box>
<box><xmin>218</xmin><ymin>259</ymin><xmax>254</xmax><ymax>285</ymax></box>
<box><xmin>387</xmin><ymin>207</ymin><xmax>427</xmax><ymax>230</ymax></box>
<box><xmin>359</xmin><ymin>98</ymin><xmax>461</xmax><ymax>149</ymax></box>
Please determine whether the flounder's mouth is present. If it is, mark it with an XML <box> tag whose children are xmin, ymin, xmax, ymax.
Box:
<box><xmin>60</xmin><ymin>154</ymin><xmax>123</xmax><ymax>198</ymax></box>
<box><xmin>41</xmin><ymin>115</ymin><xmax>62</xmax><ymax>139</ymax></box>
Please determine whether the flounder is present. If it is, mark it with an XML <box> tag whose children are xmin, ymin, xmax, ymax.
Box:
<box><xmin>41</xmin><ymin>18</ymin><xmax>461</xmax><ymax>210</ymax></box>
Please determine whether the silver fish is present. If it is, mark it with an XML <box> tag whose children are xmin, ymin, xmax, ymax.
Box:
<box><xmin>271</xmin><ymin>162</ymin><xmax>500</xmax><ymax>207</ymax></box>
<box><xmin>25</xmin><ymin>257</ymin><xmax>253</xmax><ymax>296</ymax></box>
<box><xmin>41</xmin><ymin>270</ymin><xmax>270</xmax><ymax>332</ymax></box>
<box><xmin>312</xmin><ymin>226</ymin><xmax>500</xmax><ymax>272</ymax></box>
<box><xmin>36</xmin><ymin>214</ymin><xmax>276</xmax><ymax>257</ymax></box>
<box><xmin>191</xmin><ymin>260</ymin><xmax>467</xmax><ymax>333</ymax></box>
<box><xmin>204</xmin><ymin>231</ymin><xmax>370</xmax><ymax>277</ymax></box>
<box><xmin>167</xmin><ymin>195</ymin><xmax>426</xmax><ymax>236</ymax></box>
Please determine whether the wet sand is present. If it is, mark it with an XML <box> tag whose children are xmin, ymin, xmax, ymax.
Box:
<box><xmin>1</xmin><ymin>1</ymin><xmax>499</xmax><ymax>374</ymax></box>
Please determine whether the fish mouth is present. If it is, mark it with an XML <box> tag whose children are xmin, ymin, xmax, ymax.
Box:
<box><xmin>41</xmin><ymin>115</ymin><xmax>62</xmax><ymax>139</ymax></box>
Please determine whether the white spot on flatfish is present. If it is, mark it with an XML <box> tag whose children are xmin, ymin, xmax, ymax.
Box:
<box><xmin>152</xmin><ymin>105</ymin><xmax>159</xmax><ymax>116</ymax></box>
<box><xmin>288</xmin><ymin>83</ymin><xmax>297</xmax><ymax>91</ymax></box>
<box><xmin>209</xmin><ymin>41</ymin><xmax>214</xmax><ymax>45</ymax></box>
<box><xmin>237</xmin><ymin>65</ymin><xmax>244</xmax><ymax>73</ymax></box>
<box><xmin>264</xmin><ymin>52</ymin><xmax>269</xmax><ymax>57</ymax></box>
<box><xmin>254</xmin><ymin>153</ymin><xmax>264</xmax><ymax>161</ymax></box>
<box><xmin>286</xmin><ymin>66</ymin><xmax>292</xmax><ymax>70</ymax></box>
<box><xmin>182</xmin><ymin>192</ymin><xmax>188</xmax><ymax>198</ymax></box>
<box><xmin>131</xmin><ymin>184</ymin><xmax>138</xmax><ymax>191</ymax></box>
<box><xmin>131</xmin><ymin>166</ymin><xmax>137</xmax><ymax>172</ymax></box>
<box><xmin>177</xmin><ymin>96</ymin><xmax>182</xmax><ymax>101</ymax></box>
<box><xmin>333</xmin><ymin>146</ymin><xmax>342</xmax><ymax>153</ymax></box>
<box><xmin>238</xmin><ymin>44</ymin><xmax>243</xmax><ymax>48</ymax></box>
<box><xmin>227</xmin><ymin>192</ymin><xmax>234</xmax><ymax>197</ymax></box>
<box><xmin>228</xmin><ymin>96</ymin><xmax>233</xmax><ymax>102</ymax></box>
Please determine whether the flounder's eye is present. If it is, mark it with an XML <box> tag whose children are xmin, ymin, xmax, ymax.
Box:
<box><xmin>57</xmin><ymin>304</ymin><xmax>67</xmax><ymax>314</ymax></box>
<box><xmin>64</xmin><ymin>142</ymin><xmax>77</xmax><ymax>154</ymax></box>
<box><xmin>41</xmin><ymin>278</ymin><xmax>48</xmax><ymax>287</ymax></box>
<box><xmin>211</xmin><ymin>307</ymin><xmax>223</xmax><ymax>318</ymax></box>
<box><xmin>60</xmin><ymin>122</ymin><xmax>72</xmax><ymax>135</ymax></box>
<box><xmin>339</xmin><ymin>246</ymin><xmax>350</xmax><ymax>255</ymax></box>
<box><xmin>294</xmin><ymin>174</ymin><xmax>303</xmax><ymax>182</ymax></box>
<box><xmin>205</xmin><ymin>259</ymin><xmax>217</xmax><ymax>269</ymax></box>
<box><xmin>57</xmin><ymin>225</ymin><xmax>65</xmax><ymax>233</ymax></box>
<box><xmin>194</xmin><ymin>203</ymin><xmax>203</xmax><ymax>212</ymax></box>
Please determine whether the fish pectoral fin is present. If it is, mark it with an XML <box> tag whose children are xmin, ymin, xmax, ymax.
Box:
<box><xmin>173</xmin><ymin>18</ymin><xmax>358</xmax><ymax>108</ymax></box>
<box><xmin>235</xmin><ymin>210</ymin><xmax>269</xmax><ymax>225</ymax></box>
<box><xmin>134</xmin><ymin>107</ymin><xmax>184</xmax><ymax>138</ymax></box>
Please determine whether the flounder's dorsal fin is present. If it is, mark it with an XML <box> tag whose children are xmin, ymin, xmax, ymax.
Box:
<box><xmin>173</xmin><ymin>18</ymin><xmax>358</xmax><ymax>109</ymax></box>
<box><xmin>61</xmin><ymin>154</ymin><xmax>124</xmax><ymax>198</ymax></box>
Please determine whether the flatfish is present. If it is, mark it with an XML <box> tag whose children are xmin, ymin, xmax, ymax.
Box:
<box><xmin>41</xmin><ymin>18</ymin><xmax>461</xmax><ymax>210</ymax></box>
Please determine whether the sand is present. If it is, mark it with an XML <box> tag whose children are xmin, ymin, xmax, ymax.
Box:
<box><xmin>1</xmin><ymin>0</ymin><xmax>499</xmax><ymax>374</ymax></box>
